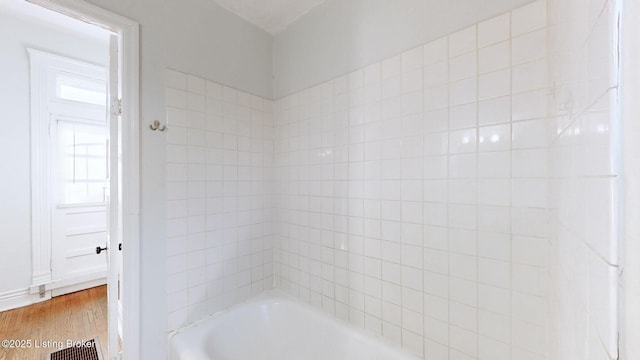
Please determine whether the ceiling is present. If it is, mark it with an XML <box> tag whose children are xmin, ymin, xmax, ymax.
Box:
<box><xmin>211</xmin><ymin>0</ymin><xmax>328</xmax><ymax>34</ymax></box>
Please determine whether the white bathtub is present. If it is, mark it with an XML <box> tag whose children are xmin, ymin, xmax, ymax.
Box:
<box><xmin>169</xmin><ymin>291</ymin><xmax>420</xmax><ymax>360</ymax></box>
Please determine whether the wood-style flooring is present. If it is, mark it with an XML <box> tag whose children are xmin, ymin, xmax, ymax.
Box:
<box><xmin>0</xmin><ymin>285</ymin><xmax>107</xmax><ymax>360</ymax></box>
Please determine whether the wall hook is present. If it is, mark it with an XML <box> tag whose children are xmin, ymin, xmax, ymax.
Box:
<box><xmin>150</xmin><ymin>120</ymin><xmax>167</xmax><ymax>132</ymax></box>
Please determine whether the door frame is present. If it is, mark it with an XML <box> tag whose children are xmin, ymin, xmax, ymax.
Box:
<box><xmin>27</xmin><ymin>0</ymin><xmax>140</xmax><ymax>358</ymax></box>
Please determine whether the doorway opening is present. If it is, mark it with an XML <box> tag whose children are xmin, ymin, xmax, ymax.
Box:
<box><xmin>30</xmin><ymin>48</ymin><xmax>111</xmax><ymax>299</ymax></box>
<box><xmin>0</xmin><ymin>1</ymin><xmax>139</xmax><ymax>359</ymax></box>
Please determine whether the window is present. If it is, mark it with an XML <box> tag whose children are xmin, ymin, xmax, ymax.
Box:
<box><xmin>56</xmin><ymin>73</ymin><xmax>107</xmax><ymax>106</ymax></box>
<box><xmin>56</xmin><ymin>120</ymin><xmax>108</xmax><ymax>205</ymax></box>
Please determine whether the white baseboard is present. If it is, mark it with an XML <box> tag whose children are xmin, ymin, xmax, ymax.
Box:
<box><xmin>51</xmin><ymin>277</ymin><xmax>106</xmax><ymax>297</ymax></box>
<box><xmin>1</xmin><ymin>273</ymin><xmax>107</xmax><ymax>312</ymax></box>
<box><xmin>0</xmin><ymin>288</ymin><xmax>36</xmax><ymax>312</ymax></box>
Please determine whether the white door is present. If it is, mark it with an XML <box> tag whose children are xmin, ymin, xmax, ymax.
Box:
<box><xmin>50</xmin><ymin>112</ymin><xmax>109</xmax><ymax>296</ymax></box>
<box><xmin>107</xmin><ymin>33</ymin><xmax>123</xmax><ymax>359</ymax></box>
<box><xmin>44</xmin><ymin>57</ymin><xmax>110</xmax><ymax>297</ymax></box>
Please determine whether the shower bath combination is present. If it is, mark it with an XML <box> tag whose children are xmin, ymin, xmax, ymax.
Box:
<box><xmin>165</xmin><ymin>0</ymin><xmax>628</xmax><ymax>358</ymax></box>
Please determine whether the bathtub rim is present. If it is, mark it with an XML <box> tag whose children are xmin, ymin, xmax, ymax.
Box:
<box><xmin>168</xmin><ymin>289</ymin><xmax>422</xmax><ymax>360</ymax></box>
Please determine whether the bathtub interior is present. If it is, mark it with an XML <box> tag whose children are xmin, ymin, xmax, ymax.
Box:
<box><xmin>170</xmin><ymin>291</ymin><xmax>420</xmax><ymax>360</ymax></box>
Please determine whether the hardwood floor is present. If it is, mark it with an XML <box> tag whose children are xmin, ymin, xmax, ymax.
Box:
<box><xmin>0</xmin><ymin>286</ymin><xmax>107</xmax><ymax>360</ymax></box>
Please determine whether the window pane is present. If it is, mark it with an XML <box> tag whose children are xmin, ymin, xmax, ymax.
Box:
<box><xmin>57</xmin><ymin>120</ymin><xmax>108</xmax><ymax>205</ymax></box>
<box><xmin>56</xmin><ymin>74</ymin><xmax>107</xmax><ymax>106</ymax></box>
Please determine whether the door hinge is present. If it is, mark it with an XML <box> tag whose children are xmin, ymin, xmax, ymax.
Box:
<box><xmin>112</xmin><ymin>98</ymin><xmax>122</xmax><ymax>116</ymax></box>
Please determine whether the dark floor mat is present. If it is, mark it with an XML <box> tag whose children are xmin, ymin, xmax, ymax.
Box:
<box><xmin>46</xmin><ymin>338</ymin><xmax>103</xmax><ymax>360</ymax></box>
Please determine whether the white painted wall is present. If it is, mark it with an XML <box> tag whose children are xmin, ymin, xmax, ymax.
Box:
<box><xmin>272</xmin><ymin>0</ymin><xmax>534</xmax><ymax>98</ymax></box>
<box><xmin>164</xmin><ymin>0</ymin><xmax>273</xmax><ymax>99</ymax></box>
<box><xmin>0</xmin><ymin>10</ymin><xmax>108</xmax><ymax>295</ymax></box>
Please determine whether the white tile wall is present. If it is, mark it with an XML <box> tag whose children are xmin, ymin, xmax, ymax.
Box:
<box><xmin>161</xmin><ymin>1</ymin><xmax>622</xmax><ymax>358</ymax></box>
<box><xmin>274</xmin><ymin>2</ymin><xmax>550</xmax><ymax>359</ymax></box>
<box><xmin>165</xmin><ymin>70</ymin><xmax>274</xmax><ymax>331</ymax></box>
<box><xmin>547</xmin><ymin>0</ymin><xmax>620</xmax><ymax>357</ymax></box>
